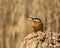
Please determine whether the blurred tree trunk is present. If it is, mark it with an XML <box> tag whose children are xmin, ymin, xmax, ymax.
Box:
<box><xmin>0</xmin><ymin>0</ymin><xmax>60</xmax><ymax>48</ymax></box>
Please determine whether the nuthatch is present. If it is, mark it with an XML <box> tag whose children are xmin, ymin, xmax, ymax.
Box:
<box><xmin>28</xmin><ymin>17</ymin><xmax>43</xmax><ymax>32</ymax></box>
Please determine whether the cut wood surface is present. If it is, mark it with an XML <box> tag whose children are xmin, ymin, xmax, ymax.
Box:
<box><xmin>20</xmin><ymin>31</ymin><xmax>60</xmax><ymax>48</ymax></box>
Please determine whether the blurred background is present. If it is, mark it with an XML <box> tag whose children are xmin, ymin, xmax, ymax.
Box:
<box><xmin>0</xmin><ymin>0</ymin><xmax>60</xmax><ymax>48</ymax></box>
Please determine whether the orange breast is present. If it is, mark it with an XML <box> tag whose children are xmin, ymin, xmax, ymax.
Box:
<box><xmin>32</xmin><ymin>22</ymin><xmax>43</xmax><ymax>32</ymax></box>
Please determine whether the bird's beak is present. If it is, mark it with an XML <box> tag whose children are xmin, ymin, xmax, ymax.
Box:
<box><xmin>28</xmin><ymin>17</ymin><xmax>34</xmax><ymax>26</ymax></box>
<box><xmin>28</xmin><ymin>17</ymin><xmax>32</xmax><ymax>22</ymax></box>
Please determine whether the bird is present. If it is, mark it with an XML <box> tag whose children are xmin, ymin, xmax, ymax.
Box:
<box><xmin>28</xmin><ymin>17</ymin><xmax>43</xmax><ymax>32</ymax></box>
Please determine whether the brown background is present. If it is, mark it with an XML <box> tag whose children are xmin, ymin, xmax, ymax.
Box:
<box><xmin>0</xmin><ymin>0</ymin><xmax>60</xmax><ymax>48</ymax></box>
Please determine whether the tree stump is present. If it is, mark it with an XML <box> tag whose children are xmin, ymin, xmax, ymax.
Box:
<box><xmin>20</xmin><ymin>31</ymin><xmax>60</xmax><ymax>48</ymax></box>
